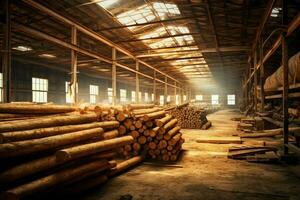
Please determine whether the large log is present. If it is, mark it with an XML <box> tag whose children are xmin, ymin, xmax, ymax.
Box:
<box><xmin>164</xmin><ymin>126</ymin><xmax>181</xmax><ymax>140</ymax></box>
<box><xmin>142</xmin><ymin>111</ymin><xmax>166</xmax><ymax>121</ymax></box>
<box><xmin>156</xmin><ymin>114</ymin><xmax>172</xmax><ymax>127</ymax></box>
<box><xmin>0</xmin><ymin>113</ymin><xmax>98</xmax><ymax>133</ymax></box>
<box><xmin>132</xmin><ymin>108</ymin><xmax>163</xmax><ymax>115</ymax></box>
<box><xmin>0</xmin><ymin>121</ymin><xmax>119</xmax><ymax>143</ymax></box>
<box><xmin>163</xmin><ymin>119</ymin><xmax>178</xmax><ymax>132</ymax></box>
<box><xmin>0</xmin><ymin>150</ymin><xmax>116</xmax><ymax>184</ymax></box>
<box><xmin>168</xmin><ymin>133</ymin><xmax>182</xmax><ymax>146</ymax></box>
<box><xmin>0</xmin><ymin>127</ymin><xmax>104</xmax><ymax>159</ymax></box>
<box><xmin>109</xmin><ymin>155</ymin><xmax>144</xmax><ymax>176</ymax></box>
<box><xmin>0</xmin><ymin>103</ymin><xmax>75</xmax><ymax>114</ymax></box>
<box><xmin>1</xmin><ymin>160</ymin><xmax>109</xmax><ymax>199</ymax></box>
<box><xmin>56</xmin><ymin>136</ymin><xmax>134</xmax><ymax>162</ymax></box>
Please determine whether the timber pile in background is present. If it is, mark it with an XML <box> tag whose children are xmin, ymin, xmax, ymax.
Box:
<box><xmin>168</xmin><ymin>103</ymin><xmax>211</xmax><ymax>129</ymax></box>
<box><xmin>0</xmin><ymin>103</ymin><xmax>143</xmax><ymax>199</ymax></box>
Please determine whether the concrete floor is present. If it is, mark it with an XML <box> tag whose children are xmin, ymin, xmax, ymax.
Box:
<box><xmin>83</xmin><ymin>110</ymin><xmax>300</xmax><ymax>200</ymax></box>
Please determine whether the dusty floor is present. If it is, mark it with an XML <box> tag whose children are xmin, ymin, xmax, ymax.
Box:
<box><xmin>82</xmin><ymin>110</ymin><xmax>300</xmax><ymax>200</ymax></box>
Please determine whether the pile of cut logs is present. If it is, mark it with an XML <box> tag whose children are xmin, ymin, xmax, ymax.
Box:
<box><xmin>168</xmin><ymin>104</ymin><xmax>211</xmax><ymax>129</ymax></box>
<box><xmin>116</xmin><ymin>104</ymin><xmax>185</xmax><ymax>161</ymax></box>
<box><xmin>0</xmin><ymin>103</ymin><xmax>143</xmax><ymax>199</ymax></box>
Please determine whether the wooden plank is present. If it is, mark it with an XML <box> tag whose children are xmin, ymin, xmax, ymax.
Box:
<box><xmin>196</xmin><ymin>136</ymin><xmax>242</xmax><ymax>144</ymax></box>
<box><xmin>228</xmin><ymin>148</ymin><xmax>276</xmax><ymax>159</ymax></box>
<box><xmin>262</xmin><ymin>117</ymin><xmax>283</xmax><ymax>127</ymax></box>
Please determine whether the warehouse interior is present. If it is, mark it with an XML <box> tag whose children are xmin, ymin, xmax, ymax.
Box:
<box><xmin>0</xmin><ymin>0</ymin><xmax>300</xmax><ymax>199</ymax></box>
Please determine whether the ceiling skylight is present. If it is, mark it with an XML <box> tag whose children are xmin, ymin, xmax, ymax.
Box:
<box><xmin>271</xmin><ymin>8</ymin><xmax>281</xmax><ymax>17</ymax></box>
<box><xmin>39</xmin><ymin>53</ymin><xmax>56</xmax><ymax>58</ymax></box>
<box><xmin>115</xmin><ymin>3</ymin><xmax>180</xmax><ymax>30</ymax></box>
<box><xmin>12</xmin><ymin>45</ymin><xmax>32</xmax><ymax>52</ymax></box>
<box><xmin>97</xmin><ymin>0</ymin><xmax>118</xmax><ymax>9</ymax></box>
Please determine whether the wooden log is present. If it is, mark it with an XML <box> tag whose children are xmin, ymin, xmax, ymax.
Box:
<box><xmin>143</xmin><ymin>129</ymin><xmax>150</xmax><ymax>136</ymax></box>
<box><xmin>124</xmin><ymin>144</ymin><xmax>132</xmax><ymax>152</ymax></box>
<box><xmin>116</xmin><ymin>113</ymin><xmax>127</xmax><ymax>122</ymax></box>
<box><xmin>168</xmin><ymin>133</ymin><xmax>182</xmax><ymax>146</ymax></box>
<box><xmin>132</xmin><ymin>142</ymin><xmax>141</xmax><ymax>151</ymax></box>
<box><xmin>56</xmin><ymin>136</ymin><xmax>134</xmax><ymax>162</ymax></box>
<box><xmin>154</xmin><ymin>149</ymin><xmax>160</xmax><ymax>155</ymax></box>
<box><xmin>118</xmin><ymin>125</ymin><xmax>127</xmax><ymax>135</ymax></box>
<box><xmin>201</xmin><ymin>121</ymin><xmax>212</xmax><ymax>130</ymax></box>
<box><xmin>138</xmin><ymin>136</ymin><xmax>147</xmax><ymax>144</ymax></box>
<box><xmin>123</xmin><ymin>118</ymin><xmax>133</xmax><ymax>129</ymax></box>
<box><xmin>158</xmin><ymin>127</ymin><xmax>165</xmax><ymax>135</ymax></box>
<box><xmin>1</xmin><ymin>160</ymin><xmax>109</xmax><ymax>199</ymax></box>
<box><xmin>0</xmin><ymin>150</ymin><xmax>116</xmax><ymax>184</ymax></box>
<box><xmin>129</xmin><ymin>125</ymin><xmax>136</xmax><ymax>131</ymax></box>
<box><xmin>0</xmin><ymin>113</ymin><xmax>98</xmax><ymax>133</ymax></box>
<box><xmin>0</xmin><ymin>103</ymin><xmax>75</xmax><ymax>114</ymax></box>
<box><xmin>0</xmin><ymin>121</ymin><xmax>119</xmax><ymax>143</ymax></box>
<box><xmin>164</xmin><ymin>126</ymin><xmax>181</xmax><ymax>140</ymax></box>
<box><xmin>130</xmin><ymin>130</ymin><xmax>140</xmax><ymax>138</ymax></box>
<box><xmin>149</xmin><ymin>130</ymin><xmax>156</xmax><ymax>137</ymax></box>
<box><xmin>196</xmin><ymin>136</ymin><xmax>242</xmax><ymax>144</ymax></box>
<box><xmin>148</xmin><ymin>142</ymin><xmax>157</xmax><ymax>150</ymax></box>
<box><xmin>156</xmin><ymin>134</ymin><xmax>163</xmax><ymax>140</ymax></box>
<box><xmin>127</xmin><ymin>104</ymin><xmax>154</xmax><ymax>110</ymax></box>
<box><xmin>132</xmin><ymin>108</ymin><xmax>162</xmax><ymax>115</ymax></box>
<box><xmin>145</xmin><ymin>121</ymin><xmax>153</xmax><ymax>128</ymax></box>
<box><xmin>109</xmin><ymin>155</ymin><xmax>144</xmax><ymax>176</ymax></box>
<box><xmin>162</xmin><ymin>154</ymin><xmax>170</xmax><ymax>161</ymax></box>
<box><xmin>101</xmin><ymin>129</ymin><xmax>119</xmax><ymax>140</ymax></box>
<box><xmin>163</xmin><ymin>119</ymin><xmax>178</xmax><ymax>132</ymax></box>
<box><xmin>142</xmin><ymin>111</ymin><xmax>166</xmax><ymax>121</ymax></box>
<box><xmin>134</xmin><ymin>120</ymin><xmax>143</xmax><ymax>129</ymax></box>
<box><xmin>0</xmin><ymin>127</ymin><xmax>104</xmax><ymax>159</ymax></box>
<box><xmin>158</xmin><ymin>140</ymin><xmax>168</xmax><ymax>149</ymax></box>
<box><xmin>156</xmin><ymin>114</ymin><xmax>172</xmax><ymax>127</ymax></box>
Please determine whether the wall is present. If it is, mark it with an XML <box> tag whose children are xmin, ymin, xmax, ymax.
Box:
<box><xmin>10</xmin><ymin>60</ymin><xmax>156</xmax><ymax>105</ymax></box>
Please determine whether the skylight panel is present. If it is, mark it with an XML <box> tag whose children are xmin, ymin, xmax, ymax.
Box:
<box><xmin>12</xmin><ymin>45</ymin><xmax>32</xmax><ymax>52</ymax></box>
<box><xmin>153</xmin><ymin>2</ymin><xmax>180</xmax><ymax>19</ymax></box>
<box><xmin>97</xmin><ymin>0</ymin><xmax>118</xmax><ymax>9</ymax></box>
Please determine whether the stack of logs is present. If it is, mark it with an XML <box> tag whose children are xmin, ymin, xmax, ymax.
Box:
<box><xmin>0</xmin><ymin>103</ymin><xmax>143</xmax><ymax>199</ymax></box>
<box><xmin>169</xmin><ymin>104</ymin><xmax>211</xmax><ymax>129</ymax></box>
<box><xmin>115</xmin><ymin>104</ymin><xmax>185</xmax><ymax>161</ymax></box>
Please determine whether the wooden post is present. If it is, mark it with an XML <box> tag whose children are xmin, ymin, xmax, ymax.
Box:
<box><xmin>282</xmin><ymin>0</ymin><xmax>288</xmax><ymax>154</ymax></box>
<box><xmin>260</xmin><ymin>38</ymin><xmax>265</xmax><ymax>112</ymax></box>
<box><xmin>174</xmin><ymin>82</ymin><xmax>177</xmax><ymax>105</ymax></box>
<box><xmin>136</xmin><ymin>61</ymin><xmax>140</xmax><ymax>103</ymax></box>
<box><xmin>2</xmin><ymin>0</ymin><xmax>11</xmax><ymax>102</ymax></box>
<box><xmin>71</xmin><ymin>26</ymin><xmax>78</xmax><ymax>104</ymax></box>
<box><xmin>164</xmin><ymin>77</ymin><xmax>167</xmax><ymax>105</ymax></box>
<box><xmin>112</xmin><ymin>48</ymin><xmax>117</xmax><ymax>105</ymax></box>
<box><xmin>153</xmin><ymin>70</ymin><xmax>156</xmax><ymax>103</ymax></box>
<box><xmin>254</xmin><ymin>48</ymin><xmax>258</xmax><ymax>112</ymax></box>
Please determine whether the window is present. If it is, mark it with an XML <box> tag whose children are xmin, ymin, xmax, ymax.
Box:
<box><xmin>108</xmin><ymin>88</ymin><xmax>113</xmax><ymax>103</ymax></box>
<box><xmin>131</xmin><ymin>91</ymin><xmax>136</xmax><ymax>102</ymax></box>
<box><xmin>167</xmin><ymin>95</ymin><xmax>170</xmax><ymax>102</ymax></box>
<box><xmin>0</xmin><ymin>73</ymin><xmax>3</xmax><ymax>102</ymax></box>
<box><xmin>145</xmin><ymin>92</ymin><xmax>149</xmax><ymax>102</ymax></box>
<box><xmin>139</xmin><ymin>92</ymin><xmax>142</xmax><ymax>101</ymax></box>
<box><xmin>90</xmin><ymin>85</ymin><xmax>99</xmax><ymax>104</ymax></box>
<box><xmin>65</xmin><ymin>82</ymin><xmax>72</xmax><ymax>103</ymax></box>
<box><xmin>227</xmin><ymin>94</ymin><xmax>235</xmax><ymax>105</ymax></box>
<box><xmin>160</xmin><ymin>95</ymin><xmax>164</xmax><ymax>105</ymax></box>
<box><xmin>97</xmin><ymin>0</ymin><xmax>118</xmax><ymax>9</ymax></box>
<box><xmin>211</xmin><ymin>95</ymin><xmax>219</xmax><ymax>105</ymax></box>
<box><xmin>32</xmin><ymin>77</ymin><xmax>48</xmax><ymax>103</ymax></box>
<box><xmin>183</xmin><ymin>95</ymin><xmax>187</xmax><ymax>102</ymax></box>
<box><xmin>175</xmin><ymin>95</ymin><xmax>179</xmax><ymax>105</ymax></box>
<box><xmin>195</xmin><ymin>95</ymin><xmax>203</xmax><ymax>101</ymax></box>
<box><xmin>120</xmin><ymin>89</ymin><xmax>127</xmax><ymax>103</ymax></box>
<box><xmin>151</xmin><ymin>93</ymin><xmax>154</xmax><ymax>101</ymax></box>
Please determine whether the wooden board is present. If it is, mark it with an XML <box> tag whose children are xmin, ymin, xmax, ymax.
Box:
<box><xmin>196</xmin><ymin>136</ymin><xmax>242</xmax><ymax>144</ymax></box>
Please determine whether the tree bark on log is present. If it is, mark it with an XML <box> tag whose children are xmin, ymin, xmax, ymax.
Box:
<box><xmin>0</xmin><ymin>113</ymin><xmax>99</xmax><ymax>133</ymax></box>
<box><xmin>0</xmin><ymin>127</ymin><xmax>104</xmax><ymax>159</ymax></box>
<box><xmin>56</xmin><ymin>136</ymin><xmax>134</xmax><ymax>162</ymax></box>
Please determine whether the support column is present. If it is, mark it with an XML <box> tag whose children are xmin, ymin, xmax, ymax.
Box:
<box><xmin>112</xmin><ymin>48</ymin><xmax>117</xmax><ymax>105</ymax></box>
<box><xmin>135</xmin><ymin>61</ymin><xmax>139</xmax><ymax>103</ymax></box>
<box><xmin>254</xmin><ymin>49</ymin><xmax>258</xmax><ymax>112</ymax></box>
<box><xmin>2</xmin><ymin>0</ymin><xmax>11</xmax><ymax>102</ymax></box>
<box><xmin>174</xmin><ymin>82</ymin><xmax>177</xmax><ymax>105</ymax></box>
<box><xmin>260</xmin><ymin>38</ymin><xmax>265</xmax><ymax>112</ymax></box>
<box><xmin>71</xmin><ymin>26</ymin><xmax>78</xmax><ymax>104</ymax></box>
<box><xmin>282</xmin><ymin>34</ymin><xmax>289</xmax><ymax>154</ymax></box>
<box><xmin>153</xmin><ymin>70</ymin><xmax>156</xmax><ymax>103</ymax></box>
<box><xmin>164</xmin><ymin>77</ymin><xmax>167</xmax><ymax>105</ymax></box>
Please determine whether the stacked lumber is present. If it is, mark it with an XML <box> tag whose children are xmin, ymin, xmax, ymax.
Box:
<box><xmin>0</xmin><ymin>103</ymin><xmax>138</xmax><ymax>199</ymax></box>
<box><xmin>237</xmin><ymin>117</ymin><xmax>264</xmax><ymax>132</ymax></box>
<box><xmin>168</xmin><ymin>104</ymin><xmax>211</xmax><ymax>129</ymax></box>
<box><xmin>119</xmin><ymin>104</ymin><xmax>185</xmax><ymax>161</ymax></box>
